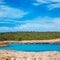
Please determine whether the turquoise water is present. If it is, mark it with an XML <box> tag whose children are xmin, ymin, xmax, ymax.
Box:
<box><xmin>0</xmin><ymin>44</ymin><xmax>60</xmax><ymax>52</ymax></box>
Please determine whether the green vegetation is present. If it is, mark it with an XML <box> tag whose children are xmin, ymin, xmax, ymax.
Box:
<box><xmin>0</xmin><ymin>32</ymin><xmax>60</xmax><ymax>41</ymax></box>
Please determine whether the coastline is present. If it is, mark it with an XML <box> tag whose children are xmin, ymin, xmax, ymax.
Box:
<box><xmin>0</xmin><ymin>39</ymin><xmax>60</xmax><ymax>59</ymax></box>
<box><xmin>0</xmin><ymin>50</ymin><xmax>60</xmax><ymax>60</ymax></box>
<box><xmin>0</xmin><ymin>39</ymin><xmax>60</xmax><ymax>44</ymax></box>
<box><xmin>0</xmin><ymin>39</ymin><xmax>60</xmax><ymax>47</ymax></box>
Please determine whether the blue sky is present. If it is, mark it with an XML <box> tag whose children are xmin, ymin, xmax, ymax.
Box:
<box><xmin>0</xmin><ymin>0</ymin><xmax>60</xmax><ymax>32</ymax></box>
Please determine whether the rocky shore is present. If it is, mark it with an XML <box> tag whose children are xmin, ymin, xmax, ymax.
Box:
<box><xmin>0</xmin><ymin>42</ymin><xmax>8</xmax><ymax>47</ymax></box>
<box><xmin>0</xmin><ymin>50</ymin><xmax>60</xmax><ymax>60</ymax></box>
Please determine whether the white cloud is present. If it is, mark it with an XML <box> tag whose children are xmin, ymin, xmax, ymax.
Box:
<box><xmin>0</xmin><ymin>21</ymin><xmax>9</xmax><ymax>23</ymax></box>
<box><xmin>16</xmin><ymin>17</ymin><xmax>60</xmax><ymax>31</ymax></box>
<box><xmin>36</xmin><ymin>0</ymin><xmax>49</xmax><ymax>3</ymax></box>
<box><xmin>36</xmin><ymin>0</ymin><xmax>60</xmax><ymax>3</ymax></box>
<box><xmin>48</xmin><ymin>0</ymin><xmax>60</xmax><ymax>2</ymax></box>
<box><xmin>0</xmin><ymin>5</ymin><xmax>28</xmax><ymax>19</ymax></box>
<box><xmin>33</xmin><ymin>0</ymin><xmax>60</xmax><ymax>9</ymax></box>
<box><xmin>33</xmin><ymin>3</ymin><xmax>40</xmax><ymax>6</ymax></box>
<box><xmin>0</xmin><ymin>17</ymin><xmax>60</xmax><ymax>32</ymax></box>
<box><xmin>53</xmin><ymin>18</ymin><xmax>60</xmax><ymax>29</ymax></box>
<box><xmin>48</xmin><ymin>3</ymin><xmax>60</xmax><ymax>10</ymax></box>
<box><xmin>0</xmin><ymin>27</ymin><xmax>11</xmax><ymax>32</ymax></box>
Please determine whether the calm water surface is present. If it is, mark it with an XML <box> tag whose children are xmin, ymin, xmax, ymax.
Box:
<box><xmin>0</xmin><ymin>44</ymin><xmax>60</xmax><ymax>52</ymax></box>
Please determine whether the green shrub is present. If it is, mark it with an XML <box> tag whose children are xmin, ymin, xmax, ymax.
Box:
<box><xmin>0</xmin><ymin>32</ymin><xmax>60</xmax><ymax>41</ymax></box>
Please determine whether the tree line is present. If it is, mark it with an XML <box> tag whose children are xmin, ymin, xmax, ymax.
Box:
<box><xmin>0</xmin><ymin>32</ymin><xmax>60</xmax><ymax>41</ymax></box>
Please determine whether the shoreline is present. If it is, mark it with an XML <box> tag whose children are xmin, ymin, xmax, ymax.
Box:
<box><xmin>0</xmin><ymin>39</ymin><xmax>60</xmax><ymax>43</ymax></box>
<box><xmin>0</xmin><ymin>50</ymin><xmax>60</xmax><ymax>60</ymax></box>
<box><xmin>0</xmin><ymin>39</ymin><xmax>60</xmax><ymax>59</ymax></box>
<box><xmin>0</xmin><ymin>39</ymin><xmax>60</xmax><ymax>46</ymax></box>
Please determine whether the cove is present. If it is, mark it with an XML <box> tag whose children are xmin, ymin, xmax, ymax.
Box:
<box><xmin>0</xmin><ymin>43</ymin><xmax>60</xmax><ymax>52</ymax></box>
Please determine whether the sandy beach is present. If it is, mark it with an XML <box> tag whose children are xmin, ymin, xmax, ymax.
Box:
<box><xmin>0</xmin><ymin>50</ymin><xmax>60</xmax><ymax>60</ymax></box>
<box><xmin>0</xmin><ymin>39</ymin><xmax>60</xmax><ymax>60</ymax></box>
<box><xmin>0</xmin><ymin>39</ymin><xmax>60</xmax><ymax>45</ymax></box>
<box><xmin>0</xmin><ymin>39</ymin><xmax>60</xmax><ymax>47</ymax></box>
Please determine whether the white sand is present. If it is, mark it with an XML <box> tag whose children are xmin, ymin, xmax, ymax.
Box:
<box><xmin>0</xmin><ymin>50</ymin><xmax>60</xmax><ymax>60</ymax></box>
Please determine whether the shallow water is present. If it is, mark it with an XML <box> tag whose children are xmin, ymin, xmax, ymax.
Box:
<box><xmin>0</xmin><ymin>43</ymin><xmax>60</xmax><ymax>52</ymax></box>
